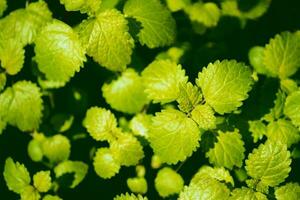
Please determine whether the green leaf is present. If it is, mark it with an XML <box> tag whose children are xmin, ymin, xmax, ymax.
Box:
<box><xmin>113</xmin><ymin>193</ymin><xmax>148</xmax><ymax>200</ymax></box>
<box><xmin>0</xmin><ymin>81</ymin><xmax>43</xmax><ymax>131</ymax></box>
<box><xmin>266</xmin><ymin>119</ymin><xmax>300</xmax><ymax>147</ymax></box>
<box><xmin>245</xmin><ymin>140</ymin><xmax>291</xmax><ymax>187</ymax></box>
<box><xmin>186</xmin><ymin>2</ymin><xmax>220</xmax><ymax>27</ymax></box>
<box><xmin>20</xmin><ymin>185</ymin><xmax>41</xmax><ymax>200</ymax></box>
<box><xmin>42</xmin><ymin>134</ymin><xmax>71</xmax><ymax>164</ymax></box>
<box><xmin>229</xmin><ymin>187</ymin><xmax>267</xmax><ymax>200</ymax></box>
<box><xmin>59</xmin><ymin>0</ymin><xmax>101</xmax><ymax>15</ymax></box>
<box><xmin>280</xmin><ymin>79</ymin><xmax>298</xmax><ymax>94</ymax></box>
<box><xmin>142</xmin><ymin>60</ymin><xmax>188</xmax><ymax>104</ymax></box>
<box><xmin>0</xmin><ymin>0</ymin><xmax>6</xmax><ymax>17</ymax></box>
<box><xmin>0</xmin><ymin>1</ymin><xmax>52</xmax><ymax>45</ymax></box>
<box><xmin>3</xmin><ymin>157</ymin><xmax>31</xmax><ymax>194</ymax></box>
<box><xmin>148</xmin><ymin>108</ymin><xmax>200</xmax><ymax>164</ymax></box>
<box><xmin>0</xmin><ymin>38</ymin><xmax>25</xmax><ymax>75</ymax></box>
<box><xmin>54</xmin><ymin>160</ymin><xmax>88</xmax><ymax>188</ymax></box>
<box><xmin>127</xmin><ymin>177</ymin><xmax>147</xmax><ymax>194</ymax></box>
<box><xmin>43</xmin><ymin>195</ymin><xmax>62</xmax><ymax>200</ymax></box>
<box><xmin>83</xmin><ymin>107</ymin><xmax>118</xmax><ymax>142</ymax></box>
<box><xmin>206</xmin><ymin>130</ymin><xmax>245</xmax><ymax>169</ymax></box>
<box><xmin>93</xmin><ymin>147</ymin><xmax>120</xmax><ymax>179</ymax></box>
<box><xmin>178</xmin><ymin>178</ymin><xmax>230</xmax><ymax>200</ymax></box>
<box><xmin>110</xmin><ymin>133</ymin><xmax>144</xmax><ymax>166</ymax></box>
<box><xmin>176</xmin><ymin>82</ymin><xmax>202</xmax><ymax>113</ymax></box>
<box><xmin>275</xmin><ymin>182</ymin><xmax>300</xmax><ymax>200</ymax></box>
<box><xmin>129</xmin><ymin>113</ymin><xmax>152</xmax><ymax>138</ymax></box>
<box><xmin>77</xmin><ymin>9</ymin><xmax>134</xmax><ymax>71</ymax></box>
<box><xmin>28</xmin><ymin>139</ymin><xmax>44</xmax><ymax>162</ymax></box>
<box><xmin>191</xmin><ymin>165</ymin><xmax>234</xmax><ymax>187</ymax></box>
<box><xmin>166</xmin><ymin>0</ymin><xmax>190</xmax><ymax>12</ymax></box>
<box><xmin>248</xmin><ymin>46</ymin><xmax>270</xmax><ymax>75</ymax></box>
<box><xmin>248</xmin><ymin>120</ymin><xmax>267</xmax><ymax>143</ymax></box>
<box><xmin>191</xmin><ymin>104</ymin><xmax>217</xmax><ymax>130</ymax></box>
<box><xmin>102</xmin><ymin>68</ymin><xmax>149</xmax><ymax>114</ymax></box>
<box><xmin>263</xmin><ymin>90</ymin><xmax>286</xmax><ymax>121</ymax></box>
<box><xmin>123</xmin><ymin>0</ymin><xmax>176</xmax><ymax>48</ymax></box>
<box><xmin>284</xmin><ymin>90</ymin><xmax>300</xmax><ymax>127</ymax></box>
<box><xmin>264</xmin><ymin>32</ymin><xmax>300</xmax><ymax>78</ymax></box>
<box><xmin>33</xmin><ymin>171</ymin><xmax>52</xmax><ymax>193</ymax></box>
<box><xmin>34</xmin><ymin>19</ymin><xmax>86</xmax><ymax>83</ymax></box>
<box><xmin>154</xmin><ymin>167</ymin><xmax>184</xmax><ymax>197</ymax></box>
<box><xmin>0</xmin><ymin>72</ymin><xmax>6</xmax><ymax>91</ymax></box>
<box><xmin>196</xmin><ymin>60</ymin><xmax>253</xmax><ymax>114</ymax></box>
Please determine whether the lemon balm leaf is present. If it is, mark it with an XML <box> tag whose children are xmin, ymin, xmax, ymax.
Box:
<box><xmin>191</xmin><ymin>104</ymin><xmax>216</xmax><ymax>130</ymax></box>
<box><xmin>20</xmin><ymin>185</ymin><xmax>40</xmax><ymax>200</ymax></box>
<box><xmin>229</xmin><ymin>187</ymin><xmax>268</xmax><ymax>200</ymax></box>
<box><xmin>33</xmin><ymin>171</ymin><xmax>52</xmax><ymax>193</ymax></box>
<box><xmin>127</xmin><ymin>177</ymin><xmax>147</xmax><ymax>194</ymax></box>
<box><xmin>59</xmin><ymin>0</ymin><xmax>102</xmax><ymax>15</ymax></box>
<box><xmin>206</xmin><ymin>130</ymin><xmax>245</xmax><ymax>169</ymax></box>
<box><xmin>3</xmin><ymin>158</ymin><xmax>31</xmax><ymax>194</ymax></box>
<box><xmin>0</xmin><ymin>0</ymin><xmax>6</xmax><ymax>16</ymax></box>
<box><xmin>148</xmin><ymin>109</ymin><xmax>200</xmax><ymax>164</ymax></box>
<box><xmin>77</xmin><ymin>9</ymin><xmax>134</xmax><ymax>72</ymax></box>
<box><xmin>142</xmin><ymin>60</ymin><xmax>188</xmax><ymax>104</ymax></box>
<box><xmin>113</xmin><ymin>193</ymin><xmax>148</xmax><ymax>200</ymax></box>
<box><xmin>124</xmin><ymin>0</ymin><xmax>176</xmax><ymax>48</ymax></box>
<box><xmin>196</xmin><ymin>60</ymin><xmax>253</xmax><ymax>114</ymax></box>
<box><xmin>0</xmin><ymin>81</ymin><xmax>43</xmax><ymax>131</ymax></box>
<box><xmin>102</xmin><ymin>69</ymin><xmax>149</xmax><ymax>114</ymax></box>
<box><xmin>176</xmin><ymin>82</ymin><xmax>202</xmax><ymax>113</ymax></box>
<box><xmin>275</xmin><ymin>182</ymin><xmax>300</xmax><ymax>200</ymax></box>
<box><xmin>284</xmin><ymin>90</ymin><xmax>300</xmax><ymax>127</ymax></box>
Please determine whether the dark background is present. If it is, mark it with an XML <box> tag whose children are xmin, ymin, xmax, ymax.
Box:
<box><xmin>1</xmin><ymin>0</ymin><xmax>300</xmax><ymax>199</ymax></box>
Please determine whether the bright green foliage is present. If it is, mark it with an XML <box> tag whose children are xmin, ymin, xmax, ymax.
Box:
<box><xmin>245</xmin><ymin>141</ymin><xmax>291</xmax><ymax>187</ymax></box>
<box><xmin>43</xmin><ymin>195</ymin><xmax>62</xmax><ymax>200</ymax></box>
<box><xmin>33</xmin><ymin>171</ymin><xmax>52</xmax><ymax>193</ymax></box>
<box><xmin>229</xmin><ymin>187</ymin><xmax>267</xmax><ymax>200</ymax></box>
<box><xmin>28</xmin><ymin>139</ymin><xmax>44</xmax><ymax>162</ymax></box>
<box><xmin>77</xmin><ymin>9</ymin><xmax>134</xmax><ymax>71</ymax></box>
<box><xmin>248</xmin><ymin>46</ymin><xmax>270</xmax><ymax>75</ymax></box>
<box><xmin>20</xmin><ymin>185</ymin><xmax>40</xmax><ymax>200</ymax></box>
<box><xmin>186</xmin><ymin>2</ymin><xmax>220</xmax><ymax>27</ymax></box>
<box><xmin>176</xmin><ymin>82</ymin><xmax>202</xmax><ymax>113</ymax></box>
<box><xmin>154</xmin><ymin>167</ymin><xmax>184</xmax><ymax>197</ymax></box>
<box><xmin>196</xmin><ymin>60</ymin><xmax>253</xmax><ymax>114</ymax></box>
<box><xmin>110</xmin><ymin>133</ymin><xmax>144</xmax><ymax>166</ymax></box>
<box><xmin>191</xmin><ymin>104</ymin><xmax>217</xmax><ymax>130</ymax></box>
<box><xmin>156</xmin><ymin>46</ymin><xmax>186</xmax><ymax>63</ymax></box>
<box><xmin>166</xmin><ymin>0</ymin><xmax>190</xmax><ymax>12</ymax></box>
<box><xmin>0</xmin><ymin>72</ymin><xmax>5</xmax><ymax>91</ymax></box>
<box><xmin>59</xmin><ymin>0</ymin><xmax>101</xmax><ymax>15</ymax></box>
<box><xmin>284</xmin><ymin>90</ymin><xmax>300</xmax><ymax>127</ymax></box>
<box><xmin>275</xmin><ymin>182</ymin><xmax>300</xmax><ymax>200</ymax></box>
<box><xmin>264</xmin><ymin>90</ymin><xmax>286</xmax><ymax>121</ymax></box>
<box><xmin>98</xmin><ymin>0</ymin><xmax>120</xmax><ymax>11</ymax></box>
<box><xmin>0</xmin><ymin>38</ymin><xmax>25</xmax><ymax>75</ymax></box>
<box><xmin>0</xmin><ymin>0</ymin><xmax>6</xmax><ymax>16</ymax></box>
<box><xmin>142</xmin><ymin>60</ymin><xmax>188</xmax><ymax>103</ymax></box>
<box><xmin>148</xmin><ymin>109</ymin><xmax>200</xmax><ymax>164</ymax></box>
<box><xmin>102</xmin><ymin>69</ymin><xmax>149</xmax><ymax>114</ymax></box>
<box><xmin>280</xmin><ymin>79</ymin><xmax>298</xmax><ymax>94</ymax></box>
<box><xmin>206</xmin><ymin>130</ymin><xmax>245</xmax><ymax>169</ymax></box>
<box><xmin>42</xmin><ymin>134</ymin><xmax>71</xmax><ymax>164</ymax></box>
<box><xmin>83</xmin><ymin>107</ymin><xmax>117</xmax><ymax>141</ymax></box>
<box><xmin>127</xmin><ymin>177</ymin><xmax>147</xmax><ymax>194</ymax></box>
<box><xmin>93</xmin><ymin>147</ymin><xmax>120</xmax><ymax>179</ymax></box>
<box><xmin>0</xmin><ymin>115</ymin><xmax>6</xmax><ymax>134</ymax></box>
<box><xmin>3</xmin><ymin>158</ymin><xmax>31</xmax><ymax>194</ymax></box>
<box><xmin>191</xmin><ymin>165</ymin><xmax>234</xmax><ymax>187</ymax></box>
<box><xmin>178</xmin><ymin>178</ymin><xmax>230</xmax><ymax>200</ymax></box>
<box><xmin>266</xmin><ymin>119</ymin><xmax>300</xmax><ymax>147</ymax></box>
<box><xmin>113</xmin><ymin>193</ymin><xmax>148</xmax><ymax>200</ymax></box>
<box><xmin>0</xmin><ymin>81</ymin><xmax>43</xmax><ymax>131</ymax></box>
<box><xmin>129</xmin><ymin>114</ymin><xmax>152</xmax><ymax>138</ymax></box>
<box><xmin>54</xmin><ymin>161</ymin><xmax>88</xmax><ymax>188</ymax></box>
<box><xmin>248</xmin><ymin>120</ymin><xmax>267</xmax><ymax>143</ymax></box>
<box><xmin>264</xmin><ymin>32</ymin><xmax>300</xmax><ymax>78</ymax></box>
<box><xmin>123</xmin><ymin>0</ymin><xmax>176</xmax><ymax>48</ymax></box>
<box><xmin>34</xmin><ymin>19</ymin><xmax>86</xmax><ymax>84</ymax></box>
<box><xmin>0</xmin><ymin>1</ymin><xmax>52</xmax><ymax>45</ymax></box>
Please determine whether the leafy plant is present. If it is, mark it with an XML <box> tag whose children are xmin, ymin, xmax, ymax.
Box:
<box><xmin>0</xmin><ymin>0</ymin><xmax>300</xmax><ymax>199</ymax></box>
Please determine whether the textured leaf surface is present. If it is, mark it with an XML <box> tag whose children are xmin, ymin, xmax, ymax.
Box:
<box><xmin>113</xmin><ymin>193</ymin><xmax>148</xmax><ymax>200</ymax></box>
<box><xmin>245</xmin><ymin>141</ymin><xmax>291</xmax><ymax>187</ymax></box>
<box><xmin>129</xmin><ymin>114</ymin><xmax>152</xmax><ymax>138</ymax></box>
<box><xmin>102</xmin><ymin>69</ymin><xmax>149</xmax><ymax>114</ymax></box>
<box><xmin>124</xmin><ymin>0</ymin><xmax>176</xmax><ymax>48</ymax></box>
<box><xmin>142</xmin><ymin>60</ymin><xmax>188</xmax><ymax>103</ymax></box>
<box><xmin>284</xmin><ymin>91</ymin><xmax>300</xmax><ymax>127</ymax></box>
<box><xmin>155</xmin><ymin>167</ymin><xmax>184</xmax><ymax>197</ymax></box>
<box><xmin>191</xmin><ymin>104</ymin><xmax>216</xmax><ymax>130</ymax></box>
<box><xmin>176</xmin><ymin>82</ymin><xmax>202</xmax><ymax>113</ymax></box>
<box><xmin>127</xmin><ymin>177</ymin><xmax>147</xmax><ymax>194</ymax></box>
<box><xmin>196</xmin><ymin>60</ymin><xmax>253</xmax><ymax>114</ymax></box>
<box><xmin>248</xmin><ymin>120</ymin><xmax>267</xmax><ymax>143</ymax></box>
<box><xmin>77</xmin><ymin>9</ymin><xmax>134</xmax><ymax>71</ymax></box>
<box><xmin>33</xmin><ymin>171</ymin><xmax>52</xmax><ymax>193</ymax></box>
<box><xmin>20</xmin><ymin>185</ymin><xmax>40</xmax><ymax>200</ymax></box>
<box><xmin>43</xmin><ymin>195</ymin><xmax>62</xmax><ymax>200</ymax></box>
<box><xmin>35</xmin><ymin>19</ymin><xmax>86</xmax><ymax>83</ymax></box>
<box><xmin>148</xmin><ymin>109</ymin><xmax>200</xmax><ymax>164</ymax></box>
<box><xmin>275</xmin><ymin>182</ymin><xmax>300</xmax><ymax>200</ymax></box>
<box><xmin>206</xmin><ymin>130</ymin><xmax>245</xmax><ymax>169</ymax></box>
<box><xmin>264</xmin><ymin>32</ymin><xmax>300</xmax><ymax>78</ymax></box>
<box><xmin>229</xmin><ymin>187</ymin><xmax>267</xmax><ymax>200</ymax></box>
<box><xmin>0</xmin><ymin>81</ymin><xmax>43</xmax><ymax>131</ymax></box>
<box><xmin>59</xmin><ymin>0</ymin><xmax>101</xmax><ymax>15</ymax></box>
<box><xmin>187</xmin><ymin>2</ymin><xmax>220</xmax><ymax>27</ymax></box>
<box><xmin>3</xmin><ymin>158</ymin><xmax>31</xmax><ymax>194</ymax></box>
<box><xmin>83</xmin><ymin>107</ymin><xmax>117</xmax><ymax>141</ymax></box>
